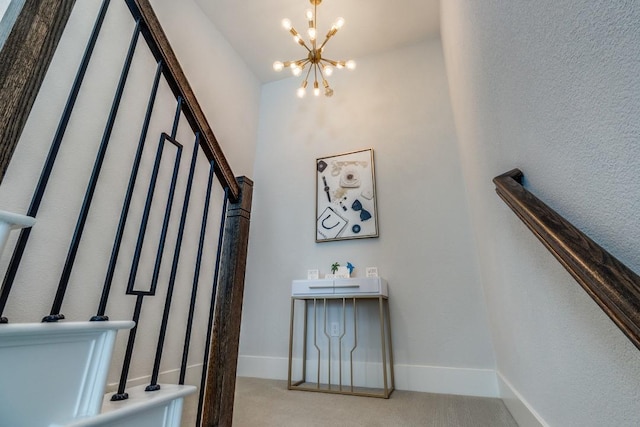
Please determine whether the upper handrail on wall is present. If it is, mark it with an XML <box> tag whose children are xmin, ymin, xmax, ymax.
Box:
<box><xmin>494</xmin><ymin>169</ymin><xmax>640</xmax><ymax>351</ymax></box>
<box><xmin>125</xmin><ymin>0</ymin><xmax>240</xmax><ymax>201</ymax></box>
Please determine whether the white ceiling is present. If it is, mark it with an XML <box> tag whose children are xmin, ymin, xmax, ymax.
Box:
<box><xmin>194</xmin><ymin>0</ymin><xmax>441</xmax><ymax>83</ymax></box>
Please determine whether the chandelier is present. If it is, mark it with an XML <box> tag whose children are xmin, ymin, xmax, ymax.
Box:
<box><xmin>273</xmin><ymin>0</ymin><xmax>355</xmax><ymax>98</ymax></box>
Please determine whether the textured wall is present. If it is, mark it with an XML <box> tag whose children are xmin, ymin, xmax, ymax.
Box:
<box><xmin>239</xmin><ymin>39</ymin><xmax>496</xmax><ymax>392</ymax></box>
<box><xmin>442</xmin><ymin>1</ymin><xmax>640</xmax><ymax>425</ymax></box>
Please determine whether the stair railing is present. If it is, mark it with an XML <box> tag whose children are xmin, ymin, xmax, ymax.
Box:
<box><xmin>494</xmin><ymin>169</ymin><xmax>640</xmax><ymax>351</ymax></box>
<box><xmin>0</xmin><ymin>0</ymin><xmax>251</xmax><ymax>425</ymax></box>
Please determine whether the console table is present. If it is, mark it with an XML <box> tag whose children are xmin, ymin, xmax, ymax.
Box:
<box><xmin>287</xmin><ymin>277</ymin><xmax>394</xmax><ymax>398</ymax></box>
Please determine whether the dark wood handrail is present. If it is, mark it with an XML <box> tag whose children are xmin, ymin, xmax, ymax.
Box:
<box><xmin>494</xmin><ymin>169</ymin><xmax>640</xmax><ymax>351</ymax></box>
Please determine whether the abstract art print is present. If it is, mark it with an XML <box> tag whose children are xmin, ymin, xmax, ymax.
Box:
<box><xmin>316</xmin><ymin>149</ymin><xmax>378</xmax><ymax>242</ymax></box>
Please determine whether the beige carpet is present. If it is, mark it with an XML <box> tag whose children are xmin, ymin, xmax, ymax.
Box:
<box><xmin>231</xmin><ymin>377</ymin><xmax>519</xmax><ymax>427</ymax></box>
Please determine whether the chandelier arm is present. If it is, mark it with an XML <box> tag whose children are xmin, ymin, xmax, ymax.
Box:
<box><xmin>289</xmin><ymin>26</ymin><xmax>312</xmax><ymax>52</ymax></box>
<box><xmin>303</xmin><ymin>63</ymin><xmax>313</xmax><ymax>82</ymax></box>
<box><xmin>319</xmin><ymin>36</ymin><xmax>332</xmax><ymax>51</ymax></box>
<box><xmin>317</xmin><ymin>63</ymin><xmax>326</xmax><ymax>80</ymax></box>
<box><xmin>284</xmin><ymin>59</ymin><xmax>306</xmax><ymax>67</ymax></box>
<box><xmin>313</xmin><ymin>64</ymin><xmax>320</xmax><ymax>95</ymax></box>
<box><xmin>309</xmin><ymin>30</ymin><xmax>316</xmax><ymax>52</ymax></box>
<box><xmin>321</xmin><ymin>58</ymin><xmax>338</xmax><ymax>66</ymax></box>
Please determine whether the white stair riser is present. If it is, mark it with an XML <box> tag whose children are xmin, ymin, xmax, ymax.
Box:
<box><xmin>54</xmin><ymin>385</ymin><xmax>196</xmax><ymax>427</ymax></box>
<box><xmin>0</xmin><ymin>214</ymin><xmax>195</xmax><ymax>426</ymax></box>
<box><xmin>0</xmin><ymin>321</ymin><xmax>134</xmax><ymax>427</ymax></box>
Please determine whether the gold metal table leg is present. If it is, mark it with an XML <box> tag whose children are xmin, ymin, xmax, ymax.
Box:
<box><xmin>378</xmin><ymin>296</ymin><xmax>389</xmax><ymax>396</ymax></box>
<box><xmin>288</xmin><ymin>297</ymin><xmax>294</xmax><ymax>389</ymax></box>
<box><xmin>288</xmin><ymin>294</ymin><xmax>393</xmax><ymax>398</ymax></box>
<box><xmin>385</xmin><ymin>298</ymin><xmax>395</xmax><ymax>393</ymax></box>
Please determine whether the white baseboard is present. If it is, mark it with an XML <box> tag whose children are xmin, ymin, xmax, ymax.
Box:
<box><xmin>394</xmin><ymin>363</ymin><xmax>498</xmax><ymax>397</ymax></box>
<box><xmin>497</xmin><ymin>372</ymin><xmax>548</xmax><ymax>427</ymax></box>
<box><xmin>237</xmin><ymin>355</ymin><xmax>289</xmax><ymax>380</ymax></box>
<box><xmin>236</xmin><ymin>355</ymin><xmax>499</xmax><ymax>397</ymax></box>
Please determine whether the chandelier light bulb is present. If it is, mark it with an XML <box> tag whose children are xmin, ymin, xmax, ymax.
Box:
<box><xmin>297</xmin><ymin>81</ymin><xmax>308</xmax><ymax>98</ymax></box>
<box><xmin>306</xmin><ymin>9</ymin><xmax>314</xmax><ymax>21</ymax></box>
<box><xmin>346</xmin><ymin>60</ymin><xmax>356</xmax><ymax>70</ymax></box>
<box><xmin>313</xmin><ymin>81</ymin><xmax>320</xmax><ymax>97</ymax></box>
<box><xmin>292</xmin><ymin>66</ymin><xmax>303</xmax><ymax>77</ymax></box>
<box><xmin>324</xmin><ymin>65</ymin><xmax>333</xmax><ymax>76</ymax></box>
<box><xmin>308</xmin><ymin>27</ymin><xmax>317</xmax><ymax>40</ymax></box>
<box><xmin>322</xmin><ymin>79</ymin><xmax>333</xmax><ymax>97</ymax></box>
<box><xmin>282</xmin><ymin>18</ymin><xmax>292</xmax><ymax>30</ymax></box>
<box><xmin>334</xmin><ymin>17</ymin><xmax>345</xmax><ymax>29</ymax></box>
<box><xmin>273</xmin><ymin>61</ymin><xmax>284</xmax><ymax>72</ymax></box>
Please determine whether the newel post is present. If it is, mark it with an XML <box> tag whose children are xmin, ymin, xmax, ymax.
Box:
<box><xmin>202</xmin><ymin>176</ymin><xmax>253</xmax><ymax>427</ymax></box>
<box><xmin>0</xmin><ymin>0</ymin><xmax>76</xmax><ymax>183</ymax></box>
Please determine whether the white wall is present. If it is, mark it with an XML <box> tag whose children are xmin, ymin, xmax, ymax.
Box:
<box><xmin>442</xmin><ymin>1</ymin><xmax>640</xmax><ymax>426</ymax></box>
<box><xmin>0</xmin><ymin>0</ymin><xmax>259</xmax><ymax>390</ymax></box>
<box><xmin>149</xmin><ymin>0</ymin><xmax>260</xmax><ymax>179</ymax></box>
<box><xmin>238</xmin><ymin>39</ymin><xmax>498</xmax><ymax>396</ymax></box>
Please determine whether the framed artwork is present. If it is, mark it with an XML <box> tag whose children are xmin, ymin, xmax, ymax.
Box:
<box><xmin>316</xmin><ymin>149</ymin><xmax>378</xmax><ymax>242</ymax></box>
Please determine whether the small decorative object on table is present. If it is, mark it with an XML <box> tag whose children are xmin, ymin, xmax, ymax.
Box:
<box><xmin>335</xmin><ymin>266</ymin><xmax>349</xmax><ymax>278</ymax></box>
<box><xmin>346</xmin><ymin>262</ymin><xmax>355</xmax><ymax>275</ymax></box>
<box><xmin>366</xmin><ymin>267</ymin><xmax>378</xmax><ymax>277</ymax></box>
<box><xmin>328</xmin><ymin>261</ymin><xmax>354</xmax><ymax>278</ymax></box>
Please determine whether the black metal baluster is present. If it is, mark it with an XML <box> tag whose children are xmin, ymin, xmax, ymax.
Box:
<box><xmin>196</xmin><ymin>185</ymin><xmax>230</xmax><ymax>424</ymax></box>
<box><xmin>147</xmin><ymin>142</ymin><xmax>182</xmax><ymax>295</ymax></box>
<box><xmin>125</xmin><ymin>138</ymin><xmax>166</xmax><ymax>293</ymax></box>
<box><xmin>44</xmin><ymin>19</ymin><xmax>142</xmax><ymax>322</ymax></box>
<box><xmin>92</xmin><ymin>60</ymin><xmax>163</xmax><ymax>321</ymax></box>
<box><xmin>112</xmin><ymin>99</ymin><xmax>183</xmax><ymax>401</ymax></box>
<box><xmin>111</xmin><ymin>294</ymin><xmax>144</xmax><ymax>401</ymax></box>
<box><xmin>112</xmin><ymin>133</ymin><xmax>183</xmax><ymax>400</ymax></box>
<box><xmin>146</xmin><ymin>132</ymin><xmax>200</xmax><ymax>391</ymax></box>
<box><xmin>169</xmin><ymin>97</ymin><xmax>182</xmax><ymax>139</ymax></box>
<box><xmin>0</xmin><ymin>0</ymin><xmax>111</xmax><ymax>323</ymax></box>
<box><xmin>179</xmin><ymin>159</ymin><xmax>215</xmax><ymax>385</ymax></box>
<box><xmin>126</xmin><ymin>101</ymin><xmax>182</xmax><ymax>294</ymax></box>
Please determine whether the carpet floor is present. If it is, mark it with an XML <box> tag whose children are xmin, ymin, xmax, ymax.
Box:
<box><xmin>230</xmin><ymin>377</ymin><xmax>519</xmax><ymax>427</ymax></box>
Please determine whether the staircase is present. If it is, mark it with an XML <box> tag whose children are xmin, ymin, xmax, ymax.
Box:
<box><xmin>0</xmin><ymin>1</ymin><xmax>253</xmax><ymax>425</ymax></box>
<box><xmin>0</xmin><ymin>212</ymin><xmax>195</xmax><ymax>427</ymax></box>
